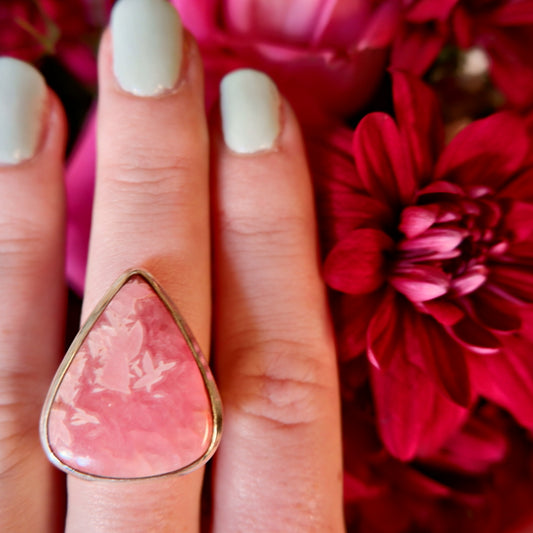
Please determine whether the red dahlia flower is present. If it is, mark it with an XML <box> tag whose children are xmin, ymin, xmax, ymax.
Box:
<box><xmin>320</xmin><ymin>71</ymin><xmax>533</xmax><ymax>460</ymax></box>
<box><xmin>392</xmin><ymin>0</ymin><xmax>533</xmax><ymax>109</ymax></box>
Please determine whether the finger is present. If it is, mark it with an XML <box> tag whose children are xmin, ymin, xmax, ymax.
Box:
<box><xmin>65</xmin><ymin>1</ymin><xmax>210</xmax><ymax>531</ymax></box>
<box><xmin>0</xmin><ymin>58</ymin><xmax>66</xmax><ymax>532</ymax></box>
<box><xmin>212</xmin><ymin>69</ymin><xmax>344</xmax><ymax>532</ymax></box>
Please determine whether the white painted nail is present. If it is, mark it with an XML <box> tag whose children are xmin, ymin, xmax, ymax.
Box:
<box><xmin>111</xmin><ymin>0</ymin><xmax>183</xmax><ymax>96</ymax></box>
<box><xmin>0</xmin><ymin>57</ymin><xmax>47</xmax><ymax>165</ymax></box>
<box><xmin>220</xmin><ymin>69</ymin><xmax>281</xmax><ymax>154</ymax></box>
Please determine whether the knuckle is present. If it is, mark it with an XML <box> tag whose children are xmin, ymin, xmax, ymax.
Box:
<box><xmin>228</xmin><ymin>338</ymin><xmax>335</xmax><ymax>428</ymax></box>
<box><xmin>103</xmin><ymin>147</ymin><xmax>199</xmax><ymax>195</ymax></box>
<box><xmin>220</xmin><ymin>212</ymin><xmax>309</xmax><ymax>249</ymax></box>
<box><xmin>0</xmin><ymin>218</ymin><xmax>51</xmax><ymax>275</ymax></box>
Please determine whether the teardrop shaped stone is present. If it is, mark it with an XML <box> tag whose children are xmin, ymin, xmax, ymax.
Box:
<box><xmin>45</xmin><ymin>274</ymin><xmax>216</xmax><ymax>479</ymax></box>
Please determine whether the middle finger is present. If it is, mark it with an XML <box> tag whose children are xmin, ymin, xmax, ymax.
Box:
<box><xmin>65</xmin><ymin>1</ymin><xmax>210</xmax><ymax>531</ymax></box>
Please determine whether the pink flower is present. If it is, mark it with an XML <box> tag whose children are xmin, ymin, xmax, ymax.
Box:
<box><xmin>0</xmin><ymin>0</ymin><xmax>98</xmax><ymax>84</ymax></box>
<box><xmin>392</xmin><ymin>0</ymin><xmax>533</xmax><ymax>109</ymax></box>
<box><xmin>65</xmin><ymin>107</ymin><xmax>95</xmax><ymax>295</ymax></box>
<box><xmin>317</xmin><ymin>71</ymin><xmax>533</xmax><ymax>460</ymax></box>
<box><xmin>172</xmin><ymin>0</ymin><xmax>401</xmax><ymax>117</ymax></box>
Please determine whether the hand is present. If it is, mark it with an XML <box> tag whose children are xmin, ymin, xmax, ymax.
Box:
<box><xmin>0</xmin><ymin>0</ymin><xmax>343</xmax><ymax>531</ymax></box>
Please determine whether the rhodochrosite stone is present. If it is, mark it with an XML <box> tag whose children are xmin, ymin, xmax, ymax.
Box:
<box><xmin>45</xmin><ymin>275</ymin><xmax>214</xmax><ymax>479</ymax></box>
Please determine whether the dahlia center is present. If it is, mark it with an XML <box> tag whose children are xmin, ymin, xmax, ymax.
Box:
<box><xmin>388</xmin><ymin>183</ymin><xmax>507</xmax><ymax>304</ymax></box>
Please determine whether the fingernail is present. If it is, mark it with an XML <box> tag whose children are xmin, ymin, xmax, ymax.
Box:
<box><xmin>220</xmin><ymin>69</ymin><xmax>281</xmax><ymax>154</ymax></box>
<box><xmin>111</xmin><ymin>0</ymin><xmax>183</xmax><ymax>96</ymax></box>
<box><xmin>0</xmin><ymin>57</ymin><xmax>47</xmax><ymax>165</ymax></box>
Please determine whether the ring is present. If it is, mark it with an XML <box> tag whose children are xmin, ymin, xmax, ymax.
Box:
<box><xmin>40</xmin><ymin>269</ymin><xmax>222</xmax><ymax>481</ymax></box>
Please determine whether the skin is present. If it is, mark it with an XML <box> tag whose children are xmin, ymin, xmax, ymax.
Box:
<box><xmin>0</xmin><ymin>26</ymin><xmax>344</xmax><ymax>533</ymax></box>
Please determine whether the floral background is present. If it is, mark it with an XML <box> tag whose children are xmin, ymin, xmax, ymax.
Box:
<box><xmin>4</xmin><ymin>0</ymin><xmax>533</xmax><ymax>531</ymax></box>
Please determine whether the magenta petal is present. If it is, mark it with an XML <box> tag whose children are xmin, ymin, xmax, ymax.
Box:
<box><xmin>501</xmin><ymin>200</ymin><xmax>533</xmax><ymax>243</ymax></box>
<box><xmin>449</xmin><ymin>315</ymin><xmax>501</xmax><ymax>354</ymax></box>
<box><xmin>420</xmin><ymin>299</ymin><xmax>464</xmax><ymax>326</ymax></box>
<box><xmin>391</xmin><ymin>21</ymin><xmax>448</xmax><ymax>76</ymax></box>
<box><xmin>371</xmin><ymin>360</ymin><xmax>434</xmax><ymax>461</ymax></box>
<box><xmin>469</xmin><ymin>287</ymin><xmax>522</xmax><ymax>332</ymax></box>
<box><xmin>367</xmin><ymin>289</ymin><xmax>405</xmax><ymax>370</ymax></box>
<box><xmin>451</xmin><ymin>265</ymin><xmax>488</xmax><ymax>296</ymax></box>
<box><xmin>371</xmin><ymin>340</ymin><xmax>467</xmax><ymax>461</ymax></box>
<box><xmin>398</xmin><ymin>205</ymin><xmax>439</xmax><ymax>238</ymax></box>
<box><xmin>469</xmin><ymin>337</ymin><xmax>533</xmax><ymax>431</ymax></box>
<box><xmin>389</xmin><ymin>265</ymin><xmax>449</xmax><ymax>302</ymax></box>
<box><xmin>485</xmin><ymin>28</ymin><xmax>533</xmax><ymax>109</ymax></box>
<box><xmin>419</xmin><ymin>409</ymin><xmax>506</xmax><ymax>473</ymax></box>
<box><xmin>368</xmin><ymin>289</ymin><xmax>472</xmax><ymax>410</ymax></box>
<box><xmin>392</xmin><ymin>71</ymin><xmax>444</xmax><ymax>185</ymax></box>
<box><xmin>417</xmin><ymin>180</ymin><xmax>464</xmax><ymax>198</ymax></box>
<box><xmin>405</xmin><ymin>0</ymin><xmax>459</xmax><ymax>22</ymax></box>
<box><xmin>435</xmin><ymin>112</ymin><xmax>530</xmax><ymax>189</ymax></box>
<box><xmin>415</xmin><ymin>314</ymin><xmax>472</xmax><ymax>407</ymax></box>
<box><xmin>499</xmin><ymin>167</ymin><xmax>533</xmax><ymax>202</ymax></box>
<box><xmin>65</xmin><ymin>108</ymin><xmax>96</xmax><ymax>295</ymax></box>
<box><xmin>356</xmin><ymin>0</ymin><xmax>401</xmax><ymax>49</ymax></box>
<box><xmin>171</xmin><ymin>0</ymin><xmax>218</xmax><ymax>40</ymax></box>
<box><xmin>416</xmin><ymin>394</ymin><xmax>468</xmax><ymax>458</ymax></box>
<box><xmin>321</xmin><ymin>189</ymin><xmax>392</xmax><ymax>246</ymax></box>
<box><xmin>490</xmin><ymin>2</ymin><xmax>533</xmax><ymax>24</ymax></box>
<box><xmin>397</xmin><ymin>228</ymin><xmax>465</xmax><ymax>255</ymax></box>
<box><xmin>353</xmin><ymin>112</ymin><xmax>416</xmax><ymax>207</ymax></box>
<box><xmin>336</xmin><ymin>292</ymin><xmax>381</xmax><ymax>362</ymax></box>
<box><xmin>324</xmin><ymin>229</ymin><xmax>394</xmax><ymax>295</ymax></box>
<box><xmin>490</xmin><ymin>263</ymin><xmax>533</xmax><ymax>303</ymax></box>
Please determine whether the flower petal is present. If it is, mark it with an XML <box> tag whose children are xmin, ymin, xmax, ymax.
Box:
<box><xmin>389</xmin><ymin>265</ymin><xmax>450</xmax><ymax>302</ymax></box>
<box><xmin>321</xmin><ymin>190</ymin><xmax>393</xmax><ymax>245</ymax></box>
<box><xmin>420</xmin><ymin>299</ymin><xmax>464</xmax><ymax>326</ymax></box>
<box><xmin>449</xmin><ymin>315</ymin><xmax>501</xmax><ymax>354</ymax></box>
<box><xmin>391</xmin><ymin>20</ymin><xmax>448</xmax><ymax>75</ymax></box>
<box><xmin>417</xmin><ymin>180</ymin><xmax>464</xmax><ymax>198</ymax></box>
<box><xmin>419</xmin><ymin>408</ymin><xmax>507</xmax><ymax>474</ymax></box>
<box><xmin>324</xmin><ymin>229</ymin><xmax>394</xmax><ymax>295</ymax></box>
<box><xmin>489</xmin><ymin>1</ymin><xmax>533</xmax><ymax>25</ymax></box>
<box><xmin>503</xmin><ymin>200</ymin><xmax>533</xmax><ymax>243</ymax></box>
<box><xmin>335</xmin><ymin>292</ymin><xmax>381</xmax><ymax>362</ymax></box>
<box><xmin>356</xmin><ymin>0</ymin><xmax>401</xmax><ymax>50</ymax></box>
<box><xmin>398</xmin><ymin>205</ymin><xmax>439</xmax><ymax>238</ymax></box>
<box><xmin>392</xmin><ymin>71</ymin><xmax>444</xmax><ymax>185</ymax></box>
<box><xmin>492</xmin><ymin>165</ymin><xmax>533</xmax><ymax>201</ymax></box>
<box><xmin>435</xmin><ymin>112</ymin><xmax>530</xmax><ymax>189</ymax></box>
<box><xmin>396</xmin><ymin>228</ymin><xmax>466</xmax><ymax>255</ymax></box>
<box><xmin>484</xmin><ymin>27</ymin><xmax>533</xmax><ymax>109</ymax></box>
<box><xmin>367</xmin><ymin>290</ymin><xmax>471</xmax><ymax>407</ymax></box>
<box><xmin>415</xmin><ymin>314</ymin><xmax>472</xmax><ymax>407</ymax></box>
<box><xmin>468</xmin><ymin>287</ymin><xmax>522</xmax><ymax>333</ymax></box>
<box><xmin>451</xmin><ymin>265</ymin><xmax>488</xmax><ymax>297</ymax></box>
<box><xmin>371</xmin><ymin>338</ymin><xmax>467</xmax><ymax>460</ymax></box>
<box><xmin>367</xmin><ymin>288</ymin><xmax>407</xmax><ymax>370</ymax></box>
<box><xmin>353</xmin><ymin>112</ymin><xmax>416</xmax><ymax>207</ymax></box>
<box><xmin>490</xmin><ymin>263</ymin><xmax>533</xmax><ymax>303</ymax></box>
<box><xmin>65</xmin><ymin>107</ymin><xmax>96</xmax><ymax>295</ymax></box>
<box><xmin>469</xmin><ymin>336</ymin><xmax>533</xmax><ymax>431</ymax></box>
<box><xmin>404</xmin><ymin>0</ymin><xmax>459</xmax><ymax>22</ymax></box>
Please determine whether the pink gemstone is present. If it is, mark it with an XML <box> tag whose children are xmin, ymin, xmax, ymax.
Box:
<box><xmin>46</xmin><ymin>275</ymin><xmax>215</xmax><ymax>479</ymax></box>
